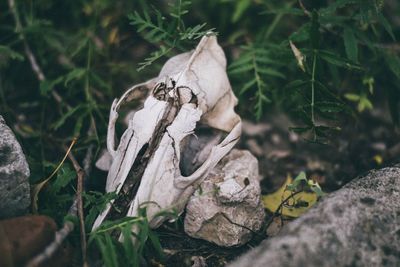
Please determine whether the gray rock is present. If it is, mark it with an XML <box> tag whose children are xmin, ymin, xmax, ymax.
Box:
<box><xmin>184</xmin><ymin>149</ymin><xmax>265</xmax><ymax>247</ymax></box>
<box><xmin>229</xmin><ymin>167</ymin><xmax>400</xmax><ymax>267</ymax></box>
<box><xmin>0</xmin><ymin>116</ymin><xmax>31</xmax><ymax>218</ymax></box>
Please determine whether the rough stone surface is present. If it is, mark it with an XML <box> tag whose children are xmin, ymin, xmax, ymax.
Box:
<box><xmin>229</xmin><ymin>167</ymin><xmax>400</xmax><ymax>267</ymax></box>
<box><xmin>0</xmin><ymin>116</ymin><xmax>31</xmax><ymax>218</ymax></box>
<box><xmin>184</xmin><ymin>149</ymin><xmax>265</xmax><ymax>247</ymax></box>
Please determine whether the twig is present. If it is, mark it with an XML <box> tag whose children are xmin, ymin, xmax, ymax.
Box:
<box><xmin>66</xmin><ymin>149</ymin><xmax>88</xmax><ymax>267</ymax></box>
<box><xmin>26</xmin><ymin>220</ymin><xmax>75</xmax><ymax>267</ymax></box>
<box><xmin>83</xmin><ymin>119</ymin><xmax>97</xmax><ymax>178</ymax></box>
<box><xmin>7</xmin><ymin>0</ymin><xmax>69</xmax><ymax>109</ymax></box>
<box><xmin>265</xmin><ymin>190</ymin><xmax>303</xmax><ymax>229</ymax></box>
<box><xmin>298</xmin><ymin>0</ymin><xmax>311</xmax><ymax>17</ymax></box>
<box><xmin>220</xmin><ymin>213</ymin><xmax>264</xmax><ymax>238</ymax></box>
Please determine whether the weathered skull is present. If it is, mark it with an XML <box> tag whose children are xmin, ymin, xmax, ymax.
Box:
<box><xmin>92</xmin><ymin>35</ymin><xmax>242</xmax><ymax>236</ymax></box>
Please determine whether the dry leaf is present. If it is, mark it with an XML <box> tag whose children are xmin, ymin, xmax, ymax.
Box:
<box><xmin>262</xmin><ymin>175</ymin><xmax>317</xmax><ymax>218</ymax></box>
<box><xmin>289</xmin><ymin>41</ymin><xmax>305</xmax><ymax>72</ymax></box>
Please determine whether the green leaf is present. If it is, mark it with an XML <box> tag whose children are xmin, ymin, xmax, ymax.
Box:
<box><xmin>232</xmin><ymin>0</ymin><xmax>252</xmax><ymax>23</ymax></box>
<box><xmin>289</xmin><ymin>171</ymin><xmax>307</xmax><ymax>189</ymax></box>
<box><xmin>51</xmin><ymin>105</ymin><xmax>81</xmax><ymax>130</ymax></box>
<box><xmin>257</xmin><ymin>68</ymin><xmax>285</xmax><ymax>79</ymax></box>
<box><xmin>320</xmin><ymin>0</ymin><xmax>357</xmax><ymax>15</ymax></box>
<box><xmin>315</xmin><ymin>101</ymin><xmax>347</xmax><ymax>113</ymax></box>
<box><xmin>229</xmin><ymin>64</ymin><xmax>253</xmax><ymax>74</ymax></box>
<box><xmin>229</xmin><ymin>52</ymin><xmax>253</xmax><ymax>70</ymax></box>
<box><xmin>180</xmin><ymin>23</ymin><xmax>212</xmax><ymax>40</ymax></box>
<box><xmin>384</xmin><ymin>53</ymin><xmax>400</xmax><ymax>80</ymax></box>
<box><xmin>289</xmin><ymin>126</ymin><xmax>313</xmax><ymax>134</ymax></box>
<box><xmin>73</xmin><ymin>112</ymin><xmax>87</xmax><ymax>136</ymax></box>
<box><xmin>344</xmin><ymin>93</ymin><xmax>360</xmax><ymax>101</ymax></box>
<box><xmin>318</xmin><ymin>50</ymin><xmax>362</xmax><ymax>70</ymax></box>
<box><xmin>294</xmin><ymin>109</ymin><xmax>314</xmax><ymax>125</ymax></box>
<box><xmin>308</xmin><ymin>180</ymin><xmax>324</xmax><ymax>197</ymax></box>
<box><xmin>284</xmin><ymin>80</ymin><xmax>308</xmax><ymax>90</ymax></box>
<box><xmin>343</xmin><ymin>28</ymin><xmax>358</xmax><ymax>62</ymax></box>
<box><xmin>357</xmin><ymin>96</ymin><xmax>373</xmax><ymax>112</ymax></box>
<box><xmin>128</xmin><ymin>11</ymin><xmax>171</xmax><ymax>43</ymax></box>
<box><xmin>289</xmin><ymin>23</ymin><xmax>311</xmax><ymax>42</ymax></box>
<box><xmin>148</xmin><ymin>230</ymin><xmax>164</xmax><ymax>260</ymax></box>
<box><xmin>294</xmin><ymin>171</ymin><xmax>307</xmax><ymax>182</ymax></box>
<box><xmin>239</xmin><ymin>79</ymin><xmax>257</xmax><ymax>95</ymax></box>
<box><xmin>64</xmin><ymin>68</ymin><xmax>87</xmax><ymax>86</ymax></box>
<box><xmin>40</xmin><ymin>77</ymin><xmax>63</xmax><ymax>97</ymax></box>
<box><xmin>121</xmin><ymin>223</ymin><xmax>137</xmax><ymax>266</ymax></box>
<box><xmin>50</xmin><ymin>165</ymin><xmax>76</xmax><ymax>194</ymax></box>
<box><xmin>263</xmin><ymin>8</ymin><xmax>304</xmax><ymax>16</ymax></box>
<box><xmin>0</xmin><ymin>45</ymin><xmax>24</xmax><ymax>61</ymax></box>
<box><xmin>103</xmin><ymin>234</ymin><xmax>119</xmax><ymax>267</ymax></box>
<box><xmin>137</xmin><ymin>46</ymin><xmax>172</xmax><ymax>71</ymax></box>
<box><xmin>377</xmin><ymin>12</ymin><xmax>396</xmax><ymax>41</ymax></box>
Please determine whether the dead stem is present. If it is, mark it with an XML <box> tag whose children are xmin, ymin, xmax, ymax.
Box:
<box><xmin>220</xmin><ymin>213</ymin><xmax>264</xmax><ymax>238</ymax></box>
<box><xmin>298</xmin><ymin>0</ymin><xmax>311</xmax><ymax>17</ymax></box>
<box><xmin>65</xmin><ymin>147</ymin><xmax>88</xmax><ymax>267</ymax></box>
<box><xmin>265</xmin><ymin>190</ymin><xmax>303</xmax><ymax>230</ymax></box>
<box><xmin>26</xmin><ymin>220</ymin><xmax>75</xmax><ymax>267</ymax></box>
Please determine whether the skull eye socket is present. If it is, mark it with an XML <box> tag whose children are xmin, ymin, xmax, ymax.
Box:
<box><xmin>153</xmin><ymin>82</ymin><xmax>168</xmax><ymax>101</ymax></box>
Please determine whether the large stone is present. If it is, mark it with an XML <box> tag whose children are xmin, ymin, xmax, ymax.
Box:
<box><xmin>184</xmin><ymin>149</ymin><xmax>265</xmax><ymax>247</ymax></box>
<box><xmin>0</xmin><ymin>116</ymin><xmax>31</xmax><ymax>218</ymax></box>
<box><xmin>0</xmin><ymin>215</ymin><xmax>71</xmax><ymax>267</ymax></box>
<box><xmin>229</xmin><ymin>167</ymin><xmax>400</xmax><ymax>267</ymax></box>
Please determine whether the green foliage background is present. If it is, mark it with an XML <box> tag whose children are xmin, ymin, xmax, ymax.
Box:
<box><xmin>1</xmin><ymin>0</ymin><xmax>399</xmax><ymax>265</ymax></box>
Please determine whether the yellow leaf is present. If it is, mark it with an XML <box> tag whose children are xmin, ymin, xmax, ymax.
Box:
<box><xmin>108</xmin><ymin>27</ymin><xmax>119</xmax><ymax>45</ymax></box>
<box><xmin>373</xmin><ymin>154</ymin><xmax>383</xmax><ymax>165</ymax></box>
<box><xmin>262</xmin><ymin>175</ymin><xmax>318</xmax><ymax>218</ymax></box>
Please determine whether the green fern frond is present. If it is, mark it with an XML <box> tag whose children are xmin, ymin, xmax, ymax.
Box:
<box><xmin>180</xmin><ymin>23</ymin><xmax>214</xmax><ymax>40</ymax></box>
<box><xmin>128</xmin><ymin>0</ymin><xmax>214</xmax><ymax>71</ymax></box>
<box><xmin>229</xmin><ymin>45</ymin><xmax>284</xmax><ymax>119</ymax></box>
<box><xmin>128</xmin><ymin>11</ymin><xmax>172</xmax><ymax>43</ymax></box>
<box><xmin>137</xmin><ymin>46</ymin><xmax>172</xmax><ymax>71</ymax></box>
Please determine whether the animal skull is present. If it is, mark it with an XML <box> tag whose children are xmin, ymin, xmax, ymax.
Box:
<box><xmin>92</xmin><ymin>35</ymin><xmax>242</xmax><ymax>236</ymax></box>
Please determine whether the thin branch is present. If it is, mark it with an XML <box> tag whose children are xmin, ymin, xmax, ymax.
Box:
<box><xmin>265</xmin><ymin>190</ymin><xmax>303</xmax><ymax>229</ymax></box>
<box><xmin>26</xmin><ymin>220</ymin><xmax>75</xmax><ymax>267</ymax></box>
<box><xmin>298</xmin><ymin>0</ymin><xmax>311</xmax><ymax>17</ymax></box>
<box><xmin>220</xmin><ymin>213</ymin><xmax>264</xmax><ymax>238</ymax></box>
<box><xmin>66</xmin><ymin>148</ymin><xmax>88</xmax><ymax>267</ymax></box>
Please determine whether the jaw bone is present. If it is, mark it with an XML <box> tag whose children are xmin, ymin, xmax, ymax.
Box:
<box><xmin>92</xmin><ymin>35</ymin><xmax>242</xmax><ymax>234</ymax></box>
